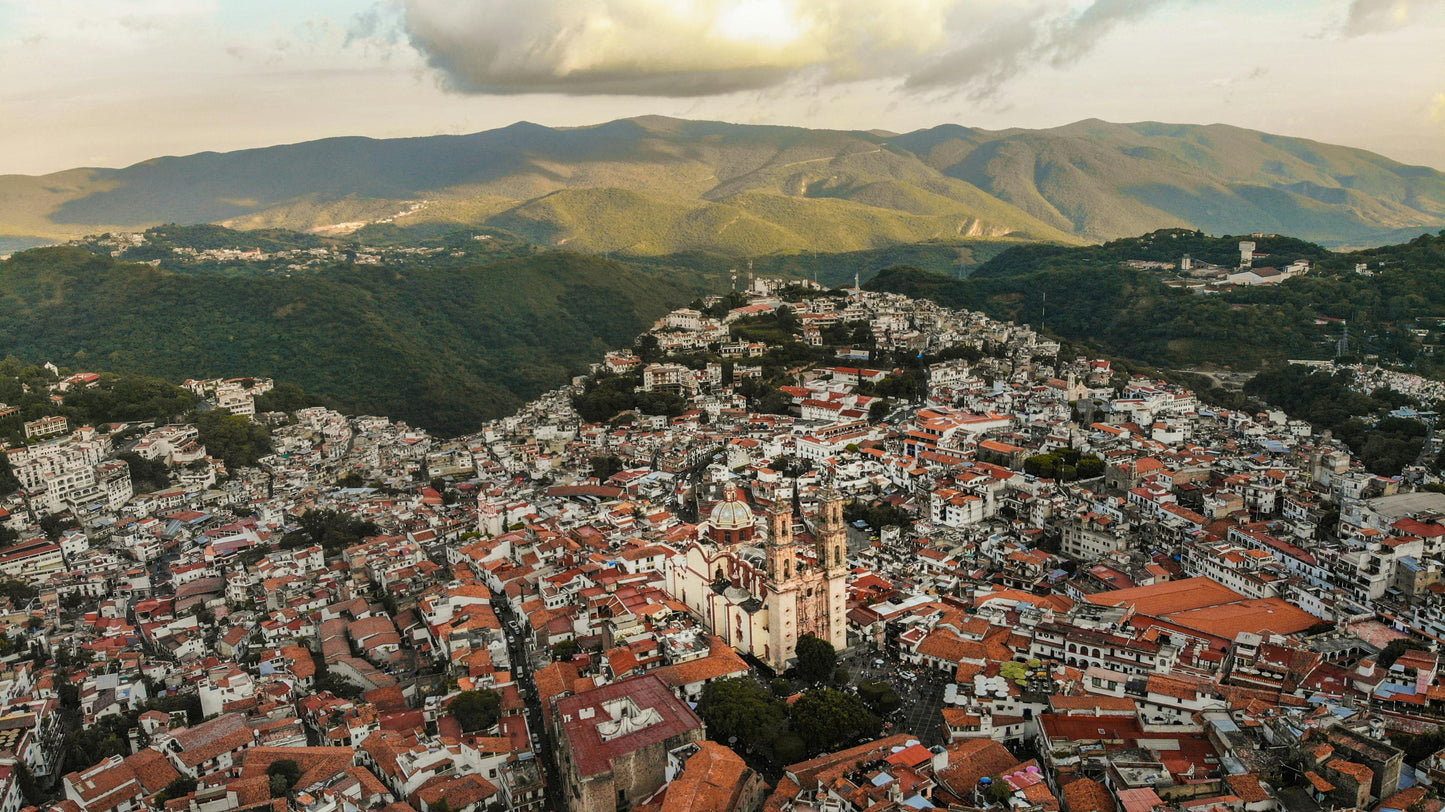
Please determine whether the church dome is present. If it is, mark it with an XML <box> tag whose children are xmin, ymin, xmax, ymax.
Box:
<box><xmin>710</xmin><ymin>498</ymin><xmax>754</xmax><ymax>530</ymax></box>
<box><xmin>709</xmin><ymin>482</ymin><xmax>755</xmax><ymax>533</ymax></box>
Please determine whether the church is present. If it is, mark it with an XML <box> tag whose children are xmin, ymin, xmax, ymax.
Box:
<box><xmin>665</xmin><ymin>480</ymin><xmax>848</xmax><ymax>673</ymax></box>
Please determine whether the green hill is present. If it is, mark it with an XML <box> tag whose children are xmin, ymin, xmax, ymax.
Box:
<box><xmin>5</xmin><ymin>117</ymin><xmax>1443</xmax><ymax>251</ymax></box>
<box><xmin>0</xmin><ymin>246</ymin><xmax>718</xmax><ymax>435</ymax></box>
<box><xmin>867</xmin><ymin>229</ymin><xmax>1445</xmax><ymax>373</ymax></box>
<box><xmin>894</xmin><ymin>120</ymin><xmax>1445</xmax><ymax>247</ymax></box>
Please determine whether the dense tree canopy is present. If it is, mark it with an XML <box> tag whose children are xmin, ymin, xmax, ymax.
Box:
<box><xmin>793</xmin><ymin>634</ymin><xmax>836</xmax><ymax>685</ymax></box>
<box><xmin>1245</xmin><ymin>365</ymin><xmax>1427</xmax><ymax>476</ymax></box>
<box><xmin>281</xmin><ymin>509</ymin><xmax>380</xmax><ymax>555</ymax></box>
<box><xmin>789</xmin><ymin>689</ymin><xmax>881</xmax><ymax>756</ymax></box>
<box><xmin>192</xmin><ymin>410</ymin><xmax>272</xmax><ymax>469</ymax></box>
<box><xmin>117</xmin><ymin>451</ymin><xmax>172</xmax><ymax>493</ymax></box>
<box><xmin>697</xmin><ymin>677</ymin><xmax>788</xmax><ymax>755</ymax></box>
<box><xmin>449</xmin><ymin>690</ymin><xmax>502</xmax><ymax>733</ymax></box>
<box><xmin>0</xmin><ymin>246</ymin><xmax>716</xmax><ymax>436</ymax></box>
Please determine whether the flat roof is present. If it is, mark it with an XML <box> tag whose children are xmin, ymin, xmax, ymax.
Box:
<box><xmin>1084</xmin><ymin>577</ymin><xmax>1241</xmax><ymax>616</ymax></box>
<box><xmin>557</xmin><ymin>674</ymin><xmax>702</xmax><ymax>778</ymax></box>
<box><xmin>1087</xmin><ymin>576</ymin><xmax>1319</xmax><ymax>640</ymax></box>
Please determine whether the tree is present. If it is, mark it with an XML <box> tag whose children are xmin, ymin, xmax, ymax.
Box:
<box><xmin>697</xmin><ymin>677</ymin><xmax>788</xmax><ymax>755</ymax></box>
<box><xmin>190</xmin><ymin>603</ymin><xmax>215</xmax><ymax>626</ymax></box>
<box><xmin>858</xmin><ymin>679</ymin><xmax>902</xmax><ymax>714</ymax></box>
<box><xmin>636</xmin><ymin>334</ymin><xmax>662</xmax><ymax>363</ymax></box>
<box><xmin>773</xmin><ymin>732</ymin><xmax>806</xmax><ymax>764</ymax></box>
<box><xmin>551</xmin><ymin>639</ymin><xmax>580</xmax><ymax>661</ymax></box>
<box><xmin>158</xmin><ymin>775</ymin><xmax>198</xmax><ymax>804</ymax></box>
<box><xmin>0</xmin><ymin>581</ymin><xmax>36</xmax><ymax>608</ymax></box>
<box><xmin>117</xmin><ymin>451</ymin><xmax>172</xmax><ymax>493</ymax></box>
<box><xmin>789</xmin><ymin>689</ymin><xmax>881</xmax><ymax>756</ymax></box>
<box><xmin>794</xmin><ymin>634</ymin><xmax>836</xmax><ymax>685</ymax></box>
<box><xmin>589</xmin><ymin>455</ymin><xmax>625</xmax><ymax>481</ymax></box>
<box><xmin>1380</xmin><ymin>638</ymin><xmax>1430</xmax><ymax>668</ymax></box>
<box><xmin>192</xmin><ymin>409</ymin><xmax>272</xmax><ymax>469</ymax></box>
<box><xmin>283</xmin><ymin>509</ymin><xmax>379</xmax><ymax>554</ymax></box>
<box><xmin>868</xmin><ymin>399</ymin><xmax>890</xmax><ymax>424</ymax></box>
<box><xmin>1391</xmin><ymin>726</ymin><xmax>1445</xmax><ymax>767</ymax></box>
<box><xmin>0</xmin><ymin>451</ymin><xmax>18</xmax><ymax>496</ymax></box>
<box><xmin>449</xmin><ymin>690</ymin><xmax>502</xmax><ymax>733</ymax></box>
<box><xmin>13</xmin><ymin>762</ymin><xmax>40</xmax><ymax>804</ymax></box>
<box><xmin>40</xmin><ymin>511</ymin><xmax>78</xmax><ymax>542</ymax></box>
<box><xmin>253</xmin><ymin>382</ymin><xmax>313</xmax><ymax>414</ymax></box>
<box><xmin>267</xmin><ymin>759</ymin><xmax>301</xmax><ymax>797</ymax></box>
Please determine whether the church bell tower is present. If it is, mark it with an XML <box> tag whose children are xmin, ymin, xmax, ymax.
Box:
<box><xmin>816</xmin><ymin>488</ymin><xmax>848</xmax><ymax>575</ymax></box>
<box><xmin>767</xmin><ymin>501</ymin><xmax>796</xmax><ymax>584</ymax></box>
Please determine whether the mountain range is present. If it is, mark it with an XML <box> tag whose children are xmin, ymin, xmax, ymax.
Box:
<box><xmin>4</xmin><ymin>116</ymin><xmax>1445</xmax><ymax>252</ymax></box>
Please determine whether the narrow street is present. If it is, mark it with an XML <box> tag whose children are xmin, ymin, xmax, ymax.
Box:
<box><xmin>494</xmin><ymin>596</ymin><xmax>562</xmax><ymax>812</ymax></box>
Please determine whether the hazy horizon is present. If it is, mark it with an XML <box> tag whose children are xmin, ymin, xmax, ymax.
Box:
<box><xmin>2</xmin><ymin>0</ymin><xmax>1444</xmax><ymax>176</ymax></box>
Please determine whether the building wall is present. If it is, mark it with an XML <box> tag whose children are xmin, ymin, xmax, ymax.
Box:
<box><xmin>565</xmin><ymin>731</ymin><xmax>704</xmax><ymax>812</ymax></box>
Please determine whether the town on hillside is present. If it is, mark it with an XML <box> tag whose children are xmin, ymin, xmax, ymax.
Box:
<box><xmin>3</xmin><ymin>277</ymin><xmax>1445</xmax><ymax>812</ymax></box>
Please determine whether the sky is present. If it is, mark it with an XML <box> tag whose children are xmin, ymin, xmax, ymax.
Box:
<box><xmin>1</xmin><ymin>0</ymin><xmax>1444</xmax><ymax>176</ymax></box>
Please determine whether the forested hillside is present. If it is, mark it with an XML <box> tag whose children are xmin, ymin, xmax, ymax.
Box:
<box><xmin>0</xmin><ymin>246</ymin><xmax>717</xmax><ymax>434</ymax></box>
<box><xmin>868</xmin><ymin>230</ymin><xmax>1445</xmax><ymax>372</ymax></box>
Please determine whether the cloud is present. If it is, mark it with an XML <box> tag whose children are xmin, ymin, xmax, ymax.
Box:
<box><xmin>1431</xmin><ymin>92</ymin><xmax>1445</xmax><ymax>123</ymax></box>
<box><xmin>399</xmin><ymin>0</ymin><xmax>1171</xmax><ymax>98</ymax></box>
<box><xmin>1342</xmin><ymin>0</ymin><xmax>1444</xmax><ymax>35</ymax></box>
<box><xmin>1210</xmin><ymin>65</ymin><xmax>1268</xmax><ymax>89</ymax></box>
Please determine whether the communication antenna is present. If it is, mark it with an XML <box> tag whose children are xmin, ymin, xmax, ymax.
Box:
<box><xmin>729</xmin><ymin>268</ymin><xmax>738</xmax><ymax>292</ymax></box>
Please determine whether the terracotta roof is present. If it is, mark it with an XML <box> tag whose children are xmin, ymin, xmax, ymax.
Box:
<box><xmin>784</xmin><ymin>734</ymin><xmax>915</xmax><ymax>789</ymax></box>
<box><xmin>1224</xmin><ymin>774</ymin><xmax>1271</xmax><ymax>804</ymax></box>
<box><xmin>125</xmin><ymin>749</ymin><xmax>181</xmax><ymax>795</ymax></box>
<box><xmin>1062</xmin><ymin>778</ymin><xmax>1114</xmax><ymax>812</ymax></box>
<box><xmin>240</xmin><ymin>746</ymin><xmax>356</xmax><ymax>791</ymax></box>
<box><xmin>933</xmin><ymin>739</ymin><xmax>1022</xmax><ymax>798</ymax></box>
<box><xmin>659</xmin><ymin>741</ymin><xmax>753</xmax><ymax>812</ymax></box>
<box><xmin>1326</xmin><ymin>758</ymin><xmax>1373</xmax><ymax>785</ymax></box>
<box><xmin>174</xmin><ymin>727</ymin><xmax>254</xmax><ymax>768</ymax></box>
<box><xmin>413</xmin><ymin>773</ymin><xmax>498</xmax><ymax>811</ymax></box>
<box><xmin>1376</xmin><ymin>786</ymin><xmax>1430</xmax><ymax>812</ymax></box>
<box><xmin>1050</xmin><ymin>695</ymin><xmax>1138</xmax><ymax>713</ymax></box>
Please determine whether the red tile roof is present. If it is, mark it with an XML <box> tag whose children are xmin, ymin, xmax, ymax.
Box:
<box><xmin>556</xmin><ymin>675</ymin><xmax>702</xmax><ymax>778</ymax></box>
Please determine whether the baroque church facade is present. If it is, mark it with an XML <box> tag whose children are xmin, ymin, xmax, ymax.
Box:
<box><xmin>665</xmin><ymin>481</ymin><xmax>848</xmax><ymax>672</ymax></box>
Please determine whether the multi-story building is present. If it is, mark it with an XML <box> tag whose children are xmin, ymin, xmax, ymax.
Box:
<box><xmin>553</xmin><ymin>675</ymin><xmax>705</xmax><ymax>812</ymax></box>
